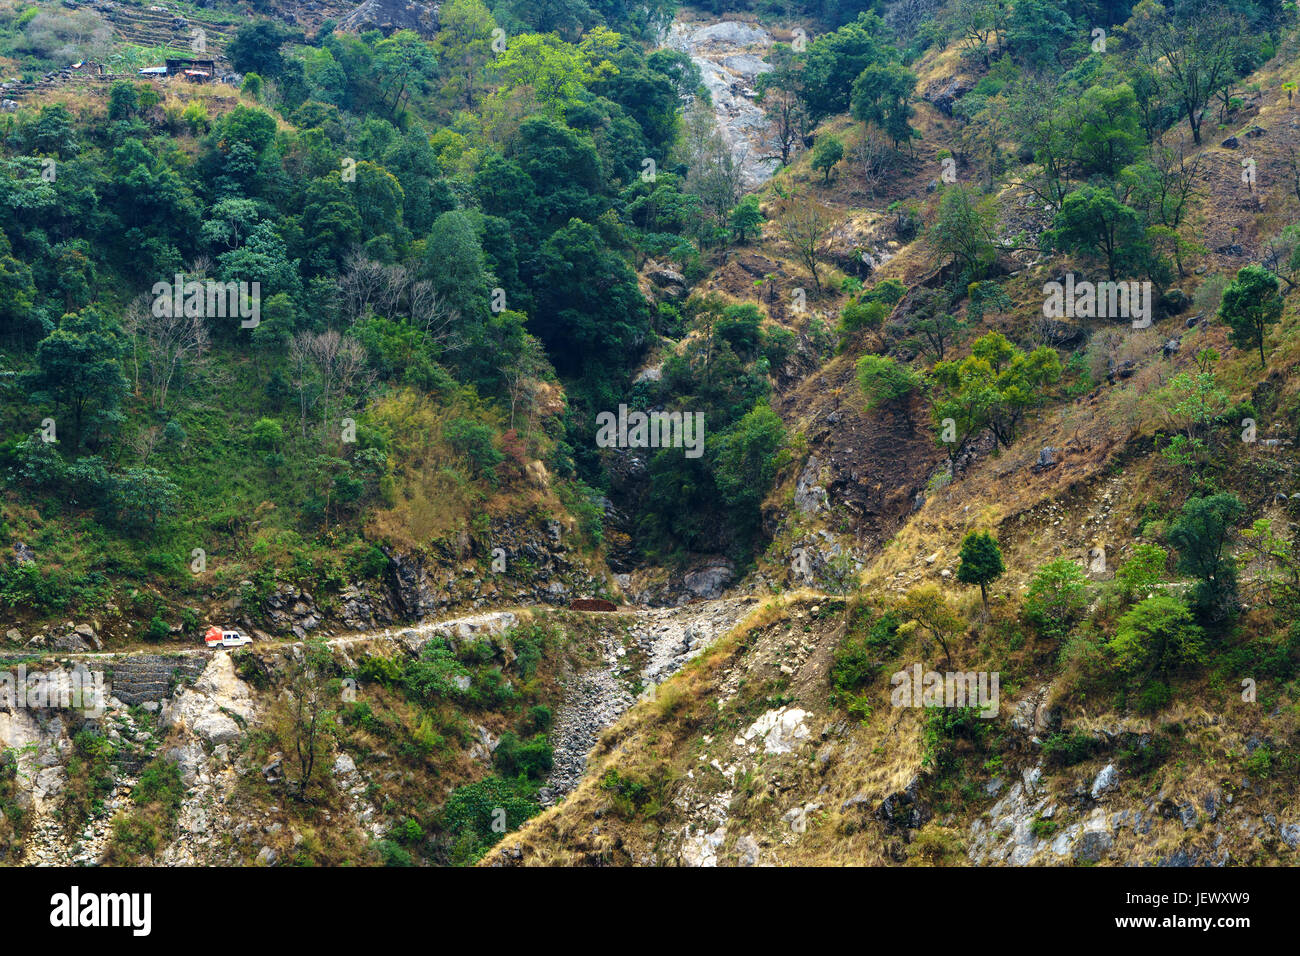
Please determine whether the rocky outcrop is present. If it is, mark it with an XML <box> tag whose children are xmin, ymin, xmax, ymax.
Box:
<box><xmin>337</xmin><ymin>0</ymin><xmax>438</xmax><ymax>36</ymax></box>
<box><xmin>923</xmin><ymin>76</ymin><xmax>975</xmax><ymax>117</ymax></box>
<box><xmin>382</xmin><ymin>514</ymin><xmax>607</xmax><ymax>622</ymax></box>
<box><xmin>662</xmin><ymin>19</ymin><xmax>778</xmax><ymax>186</ymax></box>
<box><xmin>543</xmin><ymin>597</ymin><xmax>756</xmax><ymax>804</ymax></box>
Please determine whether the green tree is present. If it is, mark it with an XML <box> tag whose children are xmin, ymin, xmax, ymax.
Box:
<box><xmin>811</xmin><ymin>136</ymin><xmax>845</xmax><ymax>184</ymax></box>
<box><xmin>930</xmin><ymin>331</ymin><xmax>1061</xmax><ymax>456</ymax></box>
<box><xmin>925</xmin><ymin>185</ymin><xmax>996</xmax><ymax>279</ymax></box>
<box><xmin>850</xmin><ymin>61</ymin><xmax>917</xmax><ymax>149</ymax></box>
<box><xmin>533</xmin><ymin>218</ymin><xmax>650</xmax><ymax>377</ymax></box>
<box><xmin>899</xmin><ymin>584</ymin><xmax>964</xmax><ymax>668</ymax></box>
<box><xmin>494</xmin><ymin>31</ymin><xmax>611</xmax><ymax>116</ymax></box>
<box><xmin>956</xmin><ymin>530</ymin><xmax>1005</xmax><ymax>613</ymax></box>
<box><xmin>811</xmin><ymin>136</ymin><xmax>842</xmax><ymax>184</ymax></box>
<box><xmin>1109</xmin><ymin>594</ymin><xmax>1205</xmax><ymax>682</ymax></box>
<box><xmin>1167</xmin><ymin>492</ymin><xmax>1244</xmax><ymax>624</ymax></box>
<box><xmin>24</xmin><ymin>307</ymin><xmax>128</xmax><ymax>454</ymax></box>
<box><xmin>754</xmin><ymin>43</ymin><xmax>809</xmax><ymax>166</ymax></box>
<box><xmin>1219</xmin><ymin>265</ymin><xmax>1283</xmax><ymax>366</ymax></box>
<box><xmin>1114</xmin><ymin>543</ymin><xmax>1168</xmax><ymax>603</ymax></box>
<box><xmin>1072</xmin><ymin>83</ymin><xmax>1142</xmax><ymax>177</ymax></box>
<box><xmin>711</xmin><ymin>403</ymin><xmax>788</xmax><ymax>528</ymax></box>
<box><xmin>728</xmin><ymin>194</ymin><xmax>764</xmax><ymax>243</ymax></box>
<box><xmin>227</xmin><ymin>20</ymin><xmax>296</xmax><ymax>78</ymax></box>
<box><xmin>111</xmin><ymin>467</ymin><xmax>180</xmax><ymax>531</ymax></box>
<box><xmin>374</xmin><ymin>29</ymin><xmax>437</xmax><ymax>118</ymax></box>
<box><xmin>1126</xmin><ymin>0</ymin><xmax>1244</xmax><ymax>146</ymax></box>
<box><xmin>801</xmin><ymin>13</ymin><xmax>887</xmax><ymax>120</ymax></box>
<box><xmin>433</xmin><ymin>0</ymin><xmax>498</xmax><ymax>108</ymax></box>
<box><xmin>1044</xmin><ymin>185</ymin><xmax>1147</xmax><ymax>281</ymax></box>
<box><xmin>1024</xmin><ymin>558</ymin><xmax>1090</xmax><ymax>639</ymax></box>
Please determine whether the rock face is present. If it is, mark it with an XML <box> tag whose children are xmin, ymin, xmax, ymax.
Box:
<box><xmin>875</xmin><ymin>776</ymin><xmax>928</xmax><ymax>832</ymax></box>
<box><xmin>738</xmin><ymin>706</ymin><xmax>811</xmax><ymax>755</ymax></box>
<box><xmin>544</xmin><ymin>597</ymin><xmax>755</xmax><ymax>803</ymax></box>
<box><xmin>663</xmin><ymin>19</ymin><xmax>778</xmax><ymax>186</ymax></box>
<box><xmin>1090</xmin><ymin>764</ymin><xmax>1119</xmax><ymax>799</ymax></box>
<box><xmin>923</xmin><ymin>76</ymin><xmax>975</xmax><ymax>116</ymax></box>
<box><xmin>160</xmin><ymin>652</ymin><xmax>255</xmax><ymax>745</ymax></box>
<box><xmin>337</xmin><ymin>0</ymin><xmax>438</xmax><ymax>37</ymax></box>
<box><xmin>380</xmin><ymin>515</ymin><xmax>606</xmax><ymax>623</ymax></box>
<box><xmin>623</xmin><ymin>559</ymin><xmax>737</xmax><ymax>606</ymax></box>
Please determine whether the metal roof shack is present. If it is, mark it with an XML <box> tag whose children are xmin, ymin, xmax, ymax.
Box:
<box><xmin>165</xmin><ymin>57</ymin><xmax>216</xmax><ymax>80</ymax></box>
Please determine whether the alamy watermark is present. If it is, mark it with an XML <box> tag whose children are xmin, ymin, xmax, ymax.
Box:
<box><xmin>0</xmin><ymin>664</ymin><xmax>106</xmax><ymax>717</ymax></box>
<box><xmin>151</xmin><ymin>275</ymin><xmax>260</xmax><ymax>328</ymax></box>
<box><xmin>890</xmin><ymin>664</ymin><xmax>999</xmax><ymax>717</ymax></box>
<box><xmin>1043</xmin><ymin>273</ymin><xmax>1152</xmax><ymax>329</ymax></box>
<box><xmin>595</xmin><ymin>405</ymin><xmax>705</xmax><ymax>459</ymax></box>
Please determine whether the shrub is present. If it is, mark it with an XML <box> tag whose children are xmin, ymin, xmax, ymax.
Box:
<box><xmin>599</xmin><ymin>766</ymin><xmax>672</xmax><ymax>819</ymax></box>
<box><xmin>346</xmin><ymin>543</ymin><xmax>388</xmax><ymax>580</ymax></box>
<box><xmin>493</xmin><ymin>732</ymin><xmax>552</xmax><ymax>780</ymax></box>
<box><xmin>1167</xmin><ymin>493</ymin><xmax>1244</xmax><ymax>625</ymax></box>
<box><xmin>1041</xmin><ymin>730</ymin><xmax>1098</xmax><ymax>767</ymax></box>
<box><xmin>1114</xmin><ymin>544</ymin><xmax>1167</xmax><ymax>603</ymax></box>
<box><xmin>108</xmin><ymin>813</ymin><xmax>159</xmax><ymax>859</ymax></box>
<box><xmin>1137</xmin><ymin>681</ymin><xmax>1173</xmax><ymax>714</ymax></box>
<box><xmin>357</xmin><ymin>653</ymin><xmax>405</xmax><ymax>686</ymax></box>
<box><xmin>145</xmin><ymin>614</ymin><xmax>170</xmax><ymax>643</ymax></box>
<box><xmin>831</xmin><ymin>609</ymin><xmax>903</xmax><ymax>697</ymax></box>
<box><xmin>1024</xmin><ymin>559</ymin><xmax>1091</xmax><ymax>640</ymax></box>
<box><xmin>438</xmin><ymin>776</ymin><xmax>540</xmax><ymax>865</ymax></box>
<box><xmin>839</xmin><ymin>298</ymin><xmax>889</xmax><ymax>334</ymax></box>
<box><xmin>251</xmin><ymin>417</ymin><xmax>283</xmax><ymax>450</ymax></box>
<box><xmin>132</xmin><ymin>759</ymin><xmax>183</xmax><ymax>812</ymax></box>
<box><xmin>401</xmin><ymin>638</ymin><xmax>470</xmax><ymax>702</ymax></box>
<box><xmin>443</xmin><ymin>417</ymin><xmax>503</xmax><ymax>484</ymax></box>
<box><xmin>1109</xmin><ymin>594</ymin><xmax>1205</xmax><ymax>682</ymax></box>
<box><xmin>1030</xmin><ymin>815</ymin><xmax>1060</xmax><ymax>839</ymax></box>
<box><xmin>856</xmin><ymin>354</ymin><xmax>920</xmax><ymax>410</ymax></box>
<box><xmin>374</xmin><ymin>839</ymin><xmax>414</xmax><ymax>866</ymax></box>
<box><xmin>920</xmin><ymin>706</ymin><xmax>988</xmax><ymax>771</ymax></box>
<box><xmin>525</xmin><ymin>704</ymin><xmax>553</xmax><ymax>734</ymax></box>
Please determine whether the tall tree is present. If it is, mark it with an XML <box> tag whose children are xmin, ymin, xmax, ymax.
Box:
<box><xmin>24</xmin><ymin>307</ymin><xmax>128</xmax><ymax>454</ymax></box>
<box><xmin>433</xmin><ymin>0</ymin><xmax>498</xmax><ymax>108</ymax></box>
<box><xmin>1219</xmin><ymin>265</ymin><xmax>1283</xmax><ymax>366</ymax></box>
<box><xmin>957</xmin><ymin>530</ymin><xmax>1005</xmax><ymax>614</ymax></box>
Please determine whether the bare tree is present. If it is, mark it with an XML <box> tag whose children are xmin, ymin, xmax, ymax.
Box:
<box><xmin>756</xmin><ymin>46</ymin><xmax>808</xmax><ymax>167</ymax></box>
<box><xmin>292</xmin><ymin>330</ymin><xmax>372</xmax><ymax>438</ymax></box>
<box><xmin>339</xmin><ymin>252</ymin><xmax>407</xmax><ymax>323</ymax></box>
<box><xmin>288</xmin><ymin>333</ymin><xmax>318</xmax><ymax>438</ymax></box>
<box><xmin>1131</xmin><ymin>1</ymin><xmax>1244</xmax><ymax>146</ymax></box>
<box><xmin>142</xmin><ymin>309</ymin><xmax>210</xmax><ymax>413</ymax></box>
<box><xmin>340</xmin><ymin>253</ymin><xmax>460</xmax><ymax>355</ymax></box>
<box><xmin>776</xmin><ymin>195</ymin><xmax>837</xmax><ymax>298</ymax></box>
<box><xmin>407</xmin><ymin>278</ymin><xmax>459</xmax><ymax>350</ymax></box>
<box><xmin>119</xmin><ymin>294</ymin><xmax>151</xmax><ymax>398</ymax></box>
<box><xmin>1147</xmin><ymin>134</ymin><xmax>1202</xmax><ymax>228</ymax></box>
<box><xmin>679</xmin><ymin>102</ymin><xmax>746</xmax><ymax>234</ymax></box>
<box><xmin>273</xmin><ymin>640</ymin><xmax>336</xmax><ymax>801</ymax></box>
<box><xmin>128</xmin><ymin>267</ymin><xmax>211</xmax><ymax>413</ymax></box>
<box><xmin>854</xmin><ymin>130</ymin><xmax>889</xmax><ymax>200</ymax></box>
<box><xmin>499</xmin><ymin>333</ymin><xmax>549</xmax><ymax>433</ymax></box>
<box><xmin>133</xmin><ymin>425</ymin><xmax>162</xmax><ymax>465</ymax></box>
<box><xmin>1287</xmin><ymin>143</ymin><xmax>1300</xmax><ymax>204</ymax></box>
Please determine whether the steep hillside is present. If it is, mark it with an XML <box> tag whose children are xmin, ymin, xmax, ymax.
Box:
<box><xmin>0</xmin><ymin>0</ymin><xmax>1298</xmax><ymax>873</ymax></box>
<box><xmin>487</xmin><ymin>2</ymin><xmax>1300</xmax><ymax>865</ymax></box>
